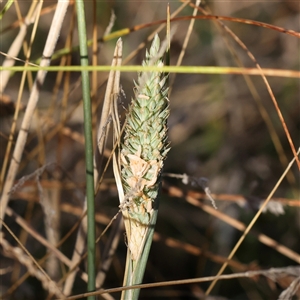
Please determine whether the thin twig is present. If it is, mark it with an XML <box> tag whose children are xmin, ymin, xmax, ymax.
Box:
<box><xmin>64</xmin><ymin>266</ymin><xmax>300</xmax><ymax>299</ymax></box>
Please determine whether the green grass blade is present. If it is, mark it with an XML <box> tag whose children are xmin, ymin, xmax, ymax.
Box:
<box><xmin>0</xmin><ymin>0</ymin><xmax>14</xmax><ymax>20</ymax></box>
<box><xmin>75</xmin><ymin>0</ymin><xmax>95</xmax><ymax>298</ymax></box>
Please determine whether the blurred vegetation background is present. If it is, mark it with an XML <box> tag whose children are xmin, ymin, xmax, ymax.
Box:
<box><xmin>0</xmin><ymin>1</ymin><xmax>299</xmax><ymax>299</ymax></box>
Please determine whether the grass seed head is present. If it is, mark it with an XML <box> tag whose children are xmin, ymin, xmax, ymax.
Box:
<box><xmin>121</xmin><ymin>34</ymin><xmax>170</xmax><ymax>260</ymax></box>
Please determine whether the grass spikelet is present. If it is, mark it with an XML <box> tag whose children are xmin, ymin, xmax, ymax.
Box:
<box><xmin>120</xmin><ymin>34</ymin><xmax>169</xmax><ymax>262</ymax></box>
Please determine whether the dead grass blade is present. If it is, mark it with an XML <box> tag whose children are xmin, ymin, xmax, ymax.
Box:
<box><xmin>0</xmin><ymin>226</ymin><xmax>65</xmax><ymax>298</ymax></box>
<box><xmin>63</xmin><ymin>38</ymin><xmax>122</xmax><ymax>296</ymax></box>
<box><xmin>0</xmin><ymin>0</ymin><xmax>70</xmax><ymax>230</ymax></box>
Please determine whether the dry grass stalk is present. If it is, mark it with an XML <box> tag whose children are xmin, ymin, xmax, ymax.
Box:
<box><xmin>278</xmin><ymin>276</ymin><xmax>300</xmax><ymax>300</ymax></box>
<box><xmin>5</xmin><ymin>206</ymin><xmax>89</xmax><ymax>283</ymax></box>
<box><xmin>0</xmin><ymin>2</ymin><xmax>40</xmax><ymax>93</ymax></box>
<box><xmin>0</xmin><ymin>233</ymin><xmax>65</xmax><ymax>298</ymax></box>
<box><xmin>119</xmin><ymin>34</ymin><xmax>169</xmax><ymax>261</ymax></box>
<box><xmin>0</xmin><ymin>0</ymin><xmax>70</xmax><ymax>230</ymax></box>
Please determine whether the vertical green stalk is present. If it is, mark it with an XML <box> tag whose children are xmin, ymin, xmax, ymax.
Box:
<box><xmin>120</xmin><ymin>35</ymin><xmax>170</xmax><ymax>299</ymax></box>
<box><xmin>75</xmin><ymin>1</ymin><xmax>95</xmax><ymax>298</ymax></box>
